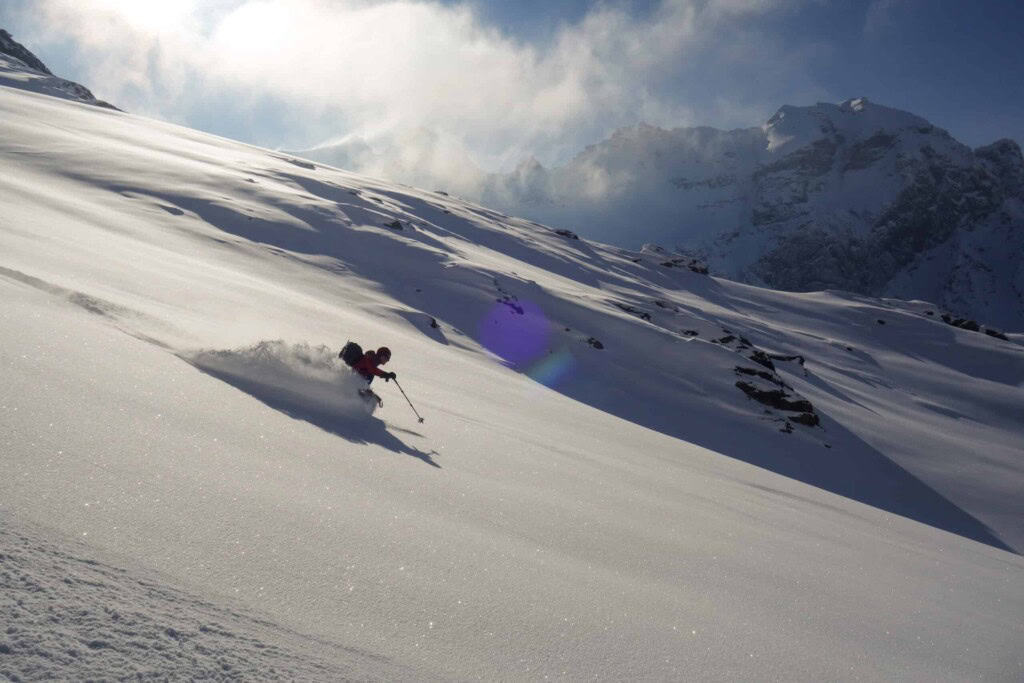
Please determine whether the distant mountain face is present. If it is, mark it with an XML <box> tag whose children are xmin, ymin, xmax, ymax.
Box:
<box><xmin>476</xmin><ymin>99</ymin><xmax>1023</xmax><ymax>330</ymax></box>
<box><xmin>0</xmin><ymin>28</ymin><xmax>118</xmax><ymax>110</ymax></box>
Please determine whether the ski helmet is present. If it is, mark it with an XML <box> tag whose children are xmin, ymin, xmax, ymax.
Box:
<box><xmin>377</xmin><ymin>346</ymin><xmax>392</xmax><ymax>363</ymax></box>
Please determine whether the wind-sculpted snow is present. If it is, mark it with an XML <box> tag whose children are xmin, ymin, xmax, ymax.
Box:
<box><xmin>0</xmin><ymin>517</ymin><xmax>410</xmax><ymax>681</ymax></box>
<box><xmin>2</xmin><ymin>80</ymin><xmax>1023</xmax><ymax>679</ymax></box>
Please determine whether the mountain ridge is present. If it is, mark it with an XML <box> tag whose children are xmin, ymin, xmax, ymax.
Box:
<box><xmin>471</xmin><ymin>98</ymin><xmax>1024</xmax><ymax>331</ymax></box>
<box><xmin>0</xmin><ymin>28</ymin><xmax>119</xmax><ymax>110</ymax></box>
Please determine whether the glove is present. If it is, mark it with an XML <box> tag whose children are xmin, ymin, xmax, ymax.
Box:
<box><xmin>384</xmin><ymin>371</ymin><xmax>396</xmax><ymax>382</ymax></box>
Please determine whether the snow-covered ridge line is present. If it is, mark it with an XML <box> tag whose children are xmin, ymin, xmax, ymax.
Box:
<box><xmin>0</xmin><ymin>29</ymin><xmax>52</xmax><ymax>74</ymax></box>
<box><xmin>0</xmin><ymin>28</ymin><xmax>119</xmax><ymax>110</ymax></box>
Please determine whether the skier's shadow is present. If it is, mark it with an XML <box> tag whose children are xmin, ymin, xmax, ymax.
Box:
<box><xmin>190</xmin><ymin>365</ymin><xmax>441</xmax><ymax>468</ymax></box>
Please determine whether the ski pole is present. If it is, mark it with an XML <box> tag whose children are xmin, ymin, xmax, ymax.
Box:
<box><xmin>393</xmin><ymin>378</ymin><xmax>425</xmax><ymax>423</ymax></box>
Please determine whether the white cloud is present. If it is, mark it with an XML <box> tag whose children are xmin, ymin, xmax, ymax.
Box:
<box><xmin>16</xmin><ymin>0</ymin><xmax>825</xmax><ymax>180</ymax></box>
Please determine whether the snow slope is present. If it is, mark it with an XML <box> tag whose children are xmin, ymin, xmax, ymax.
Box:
<box><xmin>1</xmin><ymin>517</ymin><xmax>409</xmax><ymax>680</ymax></box>
<box><xmin>2</xmin><ymin>73</ymin><xmax>1023</xmax><ymax>679</ymax></box>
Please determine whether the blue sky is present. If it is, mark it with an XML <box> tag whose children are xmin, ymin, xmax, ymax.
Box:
<box><xmin>2</xmin><ymin>0</ymin><xmax>1022</xmax><ymax>170</ymax></box>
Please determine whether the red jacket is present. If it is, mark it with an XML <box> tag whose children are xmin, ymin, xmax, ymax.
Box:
<box><xmin>353</xmin><ymin>350</ymin><xmax>389</xmax><ymax>379</ymax></box>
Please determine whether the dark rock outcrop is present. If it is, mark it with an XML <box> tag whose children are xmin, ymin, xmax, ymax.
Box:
<box><xmin>734</xmin><ymin>381</ymin><xmax>814</xmax><ymax>413</ymax></box>
<box><xmin>0</xmin><ymin>29</ymin><xmax>52</xmax><ymax>74</ymax></box>
<box><xmin>0</xmin><ymin>28</ymin><xmax>120</xmax><ymax>111</ymax></box>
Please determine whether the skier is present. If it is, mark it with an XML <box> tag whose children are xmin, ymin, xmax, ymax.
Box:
<box><xmin>353</xmin><ymin>346</ymin><xmax>396</xmax><ymax>406</ymax></box>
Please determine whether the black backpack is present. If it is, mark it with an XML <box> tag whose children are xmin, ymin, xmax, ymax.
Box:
<box><xmin>339</xmin><ymin>341</ymin><xmax>363</xmax><ymax>367</ymax></box>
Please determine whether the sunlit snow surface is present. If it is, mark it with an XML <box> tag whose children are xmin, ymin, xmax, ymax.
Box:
<box><xmin>1</xmin><ymin>74</ymin><xmax>1023</xmax><ymax>680</ymax></box>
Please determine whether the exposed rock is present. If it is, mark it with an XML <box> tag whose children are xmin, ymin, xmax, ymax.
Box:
<box><xmin>941</xmin><ymin>313</ymin><xmax>981</xmax><ymax>332</ymax></box>
<box><xmin>767</xmin><ymin>353</ymin><xmax>805</xmax><ymax>367</ymax></box>
<box><xmin>587</xmin><ymin>337</ymin><xmax>604</xmax><ymax>350</ymax></box>
<box><xmin>659</xmin><ymin>256</ymin><xmax>709</xmax><ymax>274</ymax></box>
<box><xmin>748</xmin><ymin>350</ymin><xmax>776</xmax><ymax>371</ymax></box>
<box><xmin>497</xmin><ymin>297</ymin><xmax>523</xmax><ymax>314</ymax></box>
<box><xmin>735</xmin><ymin>366</ymin><xmax>785</xmax><ymax>387</ymax></box>
<box><xmin>0</xmin><ymin>29</ymin><xmax>120</xmax><ymax>110</ymax></box>
<box><xmin>0</xmin><ymin>29</ymin><xmax>51</xmax><ymax>74</ymax></box>
<box><xmin>735</xmin><ymin>381</ymin><xmax>815</xmax><ymax>413</ymax></box>
<box><xmin>843</xmin><ymin>132</ymin><xmax>898</xmax><ymax>171</ymax></box>
<box><xmin>791</xmin><ymin>413</ymin><xmax>820</xmax><ymax>427</ymax></box>
<box><xmin>746</xmin><ymin>124</ymin><xmax>1023</xmax><ymax>328</ymax></box>
<box><xmin>976</xmin><ymin>139</ymin><xmax>1024</xmax><ymax>198</ymax></box>
<box><xmin>492</xmin><ymin>278</ymin><xmax>524</xmax><ymax>314</ymax></box>
<box><xmin>614</xmin><ymin>302</ymin><xmax>651</xmax><ymax>321</ymax></box>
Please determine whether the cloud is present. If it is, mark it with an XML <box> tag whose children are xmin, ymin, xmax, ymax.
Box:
<box><xmin>13</xmin><ymin>0</ymin><xmax>826</xmax><ymax>181</ymax></box>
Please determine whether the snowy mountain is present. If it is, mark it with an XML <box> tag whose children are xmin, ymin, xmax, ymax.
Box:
<box><xmin>0</xmin><ymin>29</ymin><xmax>118</xmax><ymax>110</ymax></box>
<box><xmin>476</xmin><ymin>98</ymin><xmax>1024</xmax><ymax>331</ymax></box>
<box><xmin>2</xmin><ymin>50</ymin><xmax>1023</xmax><ymax>680</ymax></box>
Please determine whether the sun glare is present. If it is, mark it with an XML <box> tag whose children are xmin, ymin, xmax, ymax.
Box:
<box><xmin>96</xmin><ymin>0</ymin><xmax>198</xmax><ymax>32</ymax></box>
<box><xmin>214</xmin><ymin>2</ymin><xmax>294</xmax><ymax>55</ymax></box>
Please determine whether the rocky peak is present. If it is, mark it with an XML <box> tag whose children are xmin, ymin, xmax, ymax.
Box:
<box><xmin>975</xmin><ymin>138</ymin><xmax>1024</xmax><ymax>195</ymax></box>
<box><xmin>0</xmin><ymin>29</ymin><xmax>119</xmax><ymax>111</ymax></box>
<box><xmin>0</xmin><ymin>29</ymin><xmax>51</xmax><ymax>75</ymax></box>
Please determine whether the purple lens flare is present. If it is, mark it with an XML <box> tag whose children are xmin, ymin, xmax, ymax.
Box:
<box><xmin>478</xmin><ymin>299</ymin><xmax>551</xmax><ymax>367</ymax></box>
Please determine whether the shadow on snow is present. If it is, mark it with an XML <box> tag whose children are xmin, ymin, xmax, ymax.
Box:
<box><xmin>188</xmin><ymin>361</ymin><xmax>441</xmax><ymax>469</ymax></box>
<box><xmin>112</xmin><ymin>165</ymin><xmax>1012</xmax><ymax>550</ymax></box>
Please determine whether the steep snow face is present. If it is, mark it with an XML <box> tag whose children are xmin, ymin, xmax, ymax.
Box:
<box><xmin>751</xmin><ymin>98</ymin><xmax>968</xmax><ymax>234</ymax></box>
<box><xmin>1</xmin><ymin>81</ymin><xmax>1023</xmax><ymax>679</ymax></box>
<box><xmin>474</xmin><ymin>99</ymin><xmax>1024</xmax><ymax>331</ymax></box>
<box><xmin>763</xmin><ymin>98</ymin><xmax>933</xmax><ymax>155</ymax></box>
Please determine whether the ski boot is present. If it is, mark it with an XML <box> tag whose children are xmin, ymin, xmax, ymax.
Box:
<box><xmin>358</xmin><ymin>388</ymin><xmax>383</xmax><ymax>407</ymax></box>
